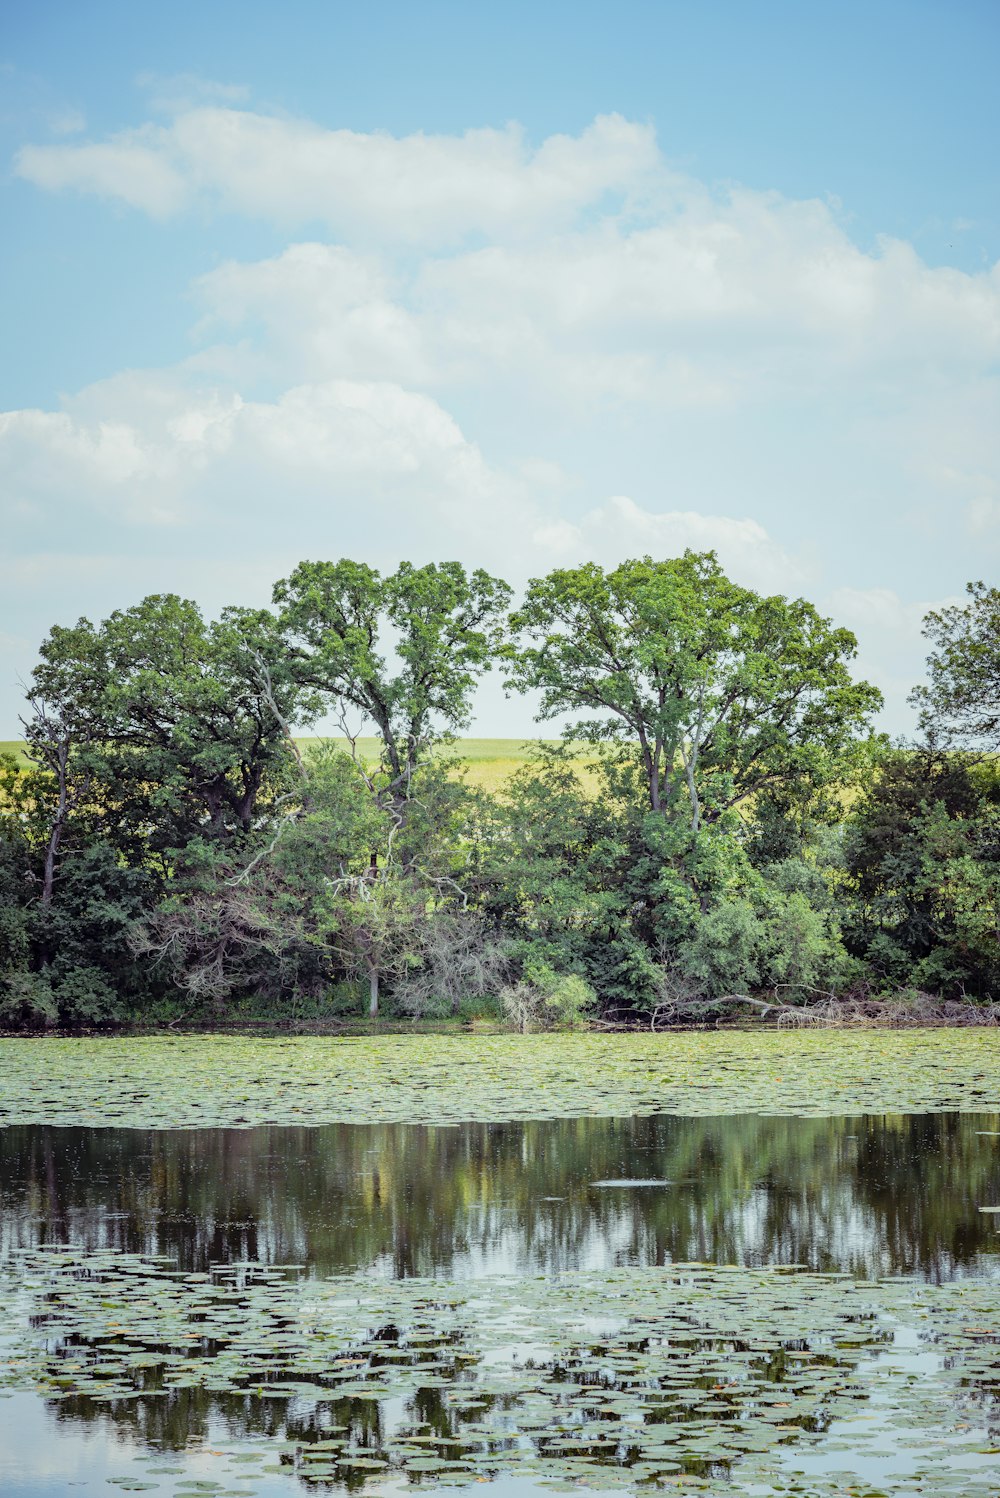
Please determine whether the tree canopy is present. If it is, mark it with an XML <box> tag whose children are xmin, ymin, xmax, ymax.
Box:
<box><xmin>506</xmin><ymin>552</ymin><xmax>882</xmax><ymax>827</ymax></box>
<box><xmin>2</xmin><ymin>551</ymin><xmax>997</xmax><ymax>1029</ymax></box>
<box><xmin>911</xmin><ymin>581</ymin><xmax>1000</xmax><ymax>752</ymax></box>
<box><xmin>26</xmin><ymin>595</ymin><xmax>302</xmax><ymax>855</ymax></box>
<box><xmin>274</xmin><ymin>559</ymin><xmax>511</xmax><ymax>815</ymax></box>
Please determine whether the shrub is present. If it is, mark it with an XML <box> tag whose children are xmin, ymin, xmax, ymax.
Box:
<box><xmin>395</xmin><ymin>911</ymin><xmax>511</xmax><ymax>1020</ymax></box>
<box><xmin>500</xmin><ymin>961</ymin><xmax>596</xmax><ymax>1032</ymax></box>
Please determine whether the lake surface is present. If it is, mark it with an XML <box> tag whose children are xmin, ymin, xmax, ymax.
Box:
<box><xmin>2</xmin><ymin>1111</ymin><xmax>1000</xmax><ymax>1497</ymax></box>
<box><xmin>3</xmin><ymin>1113</ymin><xmax>1000</xmax><ymax>1282</ymax></box>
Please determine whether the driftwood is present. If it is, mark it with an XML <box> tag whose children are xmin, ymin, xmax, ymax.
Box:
<box><xmin>648</xmin><ymin>988</ymin><xmax>1000</xmax><ymax>1030</ymax></box>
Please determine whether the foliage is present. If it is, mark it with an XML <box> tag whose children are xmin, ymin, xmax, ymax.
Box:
<box><xmin>25</xmin><ymin>595</ymin><xmax>303</xmax><ymax>863</ymax></box>
<box><xmin>499</xmin><ymin>961</ymin><xmax>596</xmax><ymax>1032</ymax></box>
<box><xmin>29</xmin><ymin>844</ymin><xmax>158</xmax><ymax>1024</ymax></box>
<box><xmin>673</xmin><ymin>884</ymin><xmax>852</xmax><ymax>1001</ymax></box>
<box><xmin>394</xmin><ymin>910</ymin><xmax>511</xmax><ymax>1019</ymax></box>
<box><xmin>0</xmin><ymin>789</ymin><xmax>31</xmax><ymax>975</ymax></box>
<box><xmin>843</xmin><ymin>746</ymin><xmax>1000</xmax><ymax>997</ymax></box>
<box><xmin>129</xmin><ymin>858</ymin><xmax>325</xmax><ymax>1013</ymax></box>
<box><xmin>274</xmin><ymin>558</ymin><xmax>511</xmax><ymax>820</ymax></box>
<box><xmin>911</xmin><ymin>579</ymin><xmax>1000</xmax><ymax>750</ymax></box>
<box><xmin>1</xmin><ymin>745</ymin><xmax>161</xmax><ymax>1026</ymax></box>
<box><xmin>4</xmin><ymin>558</ymin><xmax>999</xmax><ymax>1026</ymax></box>
<box><xmin>507</xmin><ymin>551</ymin><xmax>882</xmax><ymax>827</ymax></box>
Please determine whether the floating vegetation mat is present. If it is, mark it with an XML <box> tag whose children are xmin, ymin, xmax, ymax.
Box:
<box><xmin>2</xmin><ymin>1248</ymin><xmax>1000</xmax><ymax>1495</ymax></box>
<box><xmin>2</xmin><ymin>1029</ymin><xmax>1000</xmax><ymax>1130</ymax></box>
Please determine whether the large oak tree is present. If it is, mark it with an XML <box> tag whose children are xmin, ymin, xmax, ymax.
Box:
<box><xmin>507</xmin><ymin>551</ymin><xmax>882</xmax><ymax>829</ymax></box>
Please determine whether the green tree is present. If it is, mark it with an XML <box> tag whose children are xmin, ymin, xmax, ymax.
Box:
<box><xmin>475</xmin><ymin>746</ymin><xmax>698</xmax><ymax>1012</ymax></box>
<box><xmin>10</xmin><ymin>597</ymin><xmax>308</xmax><ymax>1024</ymax></box>
<box><xmin>911</xmin><ymin>581</ymin><xmax>1000</xmax><ymax>751</ymax></box>
<box><xmin>0</xmin><ymin>759</ymin><xmax>34</xmax><ymax>1021</ymax></box>
<box><xmin>843</xmin><ymin>746</ymin><xmax>1000</xmax><ymax>997</ymax></box>
<box><xmin>26</xmin><ymin>595</ymin><xmax>305</xmax><ymax>865</ymax></box>
<box><xmin>273</xmin><ymin>559</ymin><xmax>512</xmax><ymax>829</ymax></box>
<box><xmin>507</xmin><ymin>552</ymin><xmax>881</xmax><ymax>829</ymax></box>
<box><xmin>129</xmin><ymin>744</ymin><xmax>382</xmax><ymax>1016</ymax></box>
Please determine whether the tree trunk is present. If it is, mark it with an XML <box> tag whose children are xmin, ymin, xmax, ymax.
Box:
<box><xmin>41</xmin><ymin>740</ymin><xmax>70</xmax><ymax>910</ymax></box>
<box><xmin>41</xmin><ymin>821</ymin><xmax>63</xmax><ymax>911</ymax></box>
<box><xmin>368</xmin><ymin>965</ymin><xmax>379</xmax><ymax>1019</ymax></box>
<box><xmin>680</xmin><ymin>745</ymin><xmax>701</xmax><ymax>833</ymax></box>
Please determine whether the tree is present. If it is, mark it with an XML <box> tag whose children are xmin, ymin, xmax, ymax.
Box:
<box><xmin>843</xmin><ymin>745</ymin><xmax>1000</xmax><ymax>997</ymax></box>
<box><xmin>273</xmin><ymin>559</ymin><xmax>512</xmax><ymax>830</ymax></box>
<box><xmin>9</xmin><ymin>597</ymin><xmax>309</xmax><ymax>1024</ymax></box>
<box><xmin>25</xmin><ymin>596</ymin><xmax>305</xmax><ymax>870</ymax></box>
<box><xmin>0</xmin><ymin>760</ymin><xmax>33</xmax><ymax>1020</ymax></box>
<box><xmin>121</xmin><ymin>744</ymin><xmax>382</xmax><ymax>1017</ymax></box>
<box><xmin>310</xmin><ymin>753</ymin><xmax>483</xmax><ymax>1019</ymax></box>
<box><xmin>322</xmin><ymin>873</ymin><xmax>424</xmax><ymax>1019</ymax></box>
<box><xmin>911</xmin><ymin>581</ymin><xmax>1000</xmax><ymax>751</ymax></box>
<box><xmin>506</xmin><ymin>552</ymin><xmax>882</xmax><ymax>829</ymax></box>
<box><xmin>394</xmin><ymin>910</ymin><xmax>510</xmax><ymax>1020</ymax></box>
<box><xmin>474</xmin><ymin>745</ymin><xmax>690</xmax><ymax>1011</ymax></box>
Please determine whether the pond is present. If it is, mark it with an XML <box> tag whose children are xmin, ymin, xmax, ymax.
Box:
<box><xmin>2</xmin><ymin>1103</ymin><xmax>1000</xmax><ymax>1498</ymax></box>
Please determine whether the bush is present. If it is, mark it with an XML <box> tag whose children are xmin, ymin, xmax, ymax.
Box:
<box><xmin>0</xmin><ymin>971</ymin><xmax>58</xmax><ymax>1028</ymax></box>
<box><xmin>674</xmin><ymin>888</ymin><xmax>852</xmax><ymax>1002</ymax></box>
<box><xmin>25</xmin><ymin>845</ymin><xmax>160</xmax><ymax>1027</ymax></box>
<box><xmin>499</xmin><ymin>961</ymin><xmax>596</xmax><ymax>1032</ymax></box>
<box><xmin>675</xmin><ymin>900</ymin><xmax>764</xmax><ymax>997</ymax></box>
<box><xmin>0</xmin><ymin>830</ymin><xmax>32</xmax><ymax>1014</ymax></box>
<box><xmin>395</xmin><ymin>911</ymin><xmax>511</xmax><ymax>1020</ymax></box>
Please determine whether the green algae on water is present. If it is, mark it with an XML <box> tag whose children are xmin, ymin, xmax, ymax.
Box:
<box><xmin>1</xmin><ymin>1029</ymin><xmax>998</xmax><ymax>1130</ymax></box>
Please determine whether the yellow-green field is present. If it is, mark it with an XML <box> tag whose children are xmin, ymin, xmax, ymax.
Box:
<box><xmin>1</xmin><ymin>738</ymin><xmax>566</xmax><ymax>792</ymax></box>
<box><xmin>297</xmin><ymin>736</ymin><xmax>556</xmax><ymax>793</ymax></box>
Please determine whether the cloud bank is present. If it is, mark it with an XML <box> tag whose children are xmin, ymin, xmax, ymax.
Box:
<box><xmin>4</xmin><ymin>99</ymin><xmax>999</xmax><ymax>732</ymax></box>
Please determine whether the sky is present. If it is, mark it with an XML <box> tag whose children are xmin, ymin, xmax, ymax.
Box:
<box><xmin>1</xmin><ymin>0</ymin><xmax>998</xmax><ymax>737</ymax></box>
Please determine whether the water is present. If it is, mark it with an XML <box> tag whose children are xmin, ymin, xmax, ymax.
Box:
<box><xmin>1</xmin><ymin>1113</ymin><xmax>999</xmax><ymax>1495</ymax></box>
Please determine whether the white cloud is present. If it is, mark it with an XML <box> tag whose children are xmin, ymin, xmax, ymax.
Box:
<box><xmin>416</xmin><ymin>205</ymin><xmax>1000</xmax><ymax>403</ymax></box>
<box><xmin>47</xmin><ymin>107</ymin><xmax>86</xmax><ymax>136</ymax></box>
<box><xmin>824</xmin><ymin>586</ymin><xmax>965</xmax><ymax>722</ymax></box>
<box><xmin>137</xmin><ymin>72</ymin><xmax>251</xmax><ymax>114</ymax></box>
<box><xmin>194</xmin><ymin>244</ymin><xmax>430</xmax><ymax>385</ymax></box>
<box><xmin>0</xmin><ymin>406</ymin><xmax>160</xmax><ymax>498</ymax></box>
<box><xmin>16</xmin><ymin>127</ymin><xmax>188</xmax><ymax>217</ymax></box>
<box><xmin>179</xmin><ymin>200</ymin><xmax>1000</xmax><ymax>421</ymax></box>
<box><xmin>0</xmin><ymin>371</ymin><xmax>532</xmax><ymax>551</ymax></box>
<box><xmin>532</xmin><ymin>495</ymin><xmax>806</xmax><ymax>594</ymax></box>
<box><xmin>18</xmin><ymin>103</ymin><xmax>1000</xmax><ymax>411</ymax></box>
<box><xmin>826</xmin><ymin>586</ymin><xmax>943</xmax><ymax>639</ymax></box>
<box><xmin>16</xmin><ymin>109</ymin><xmax>659</xmax><ymax>244</ymax></box>
<box><xmin>968</xmin><ymin>496</ymin><xmax>1000</xmax><ymax>533</ymax></box>
<box><xmin>6</xmin><ymin>104</ymin><xmax>1000</xmax><ymax>735</ymax></box>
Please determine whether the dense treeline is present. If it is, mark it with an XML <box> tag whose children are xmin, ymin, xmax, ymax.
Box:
<box><xmin>1</xmin><ymin>554</ymin><xmax>998</xmax><ymax>1029</ymax></box>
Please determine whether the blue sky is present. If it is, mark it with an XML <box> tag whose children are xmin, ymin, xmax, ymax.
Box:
<box><xmin>2</xmin><ymin>0</ymin><xmax>998</xmax><ymax>734</ymax></box>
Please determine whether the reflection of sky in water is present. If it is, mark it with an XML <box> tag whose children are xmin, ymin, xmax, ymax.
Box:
<box><xmin>1</xmin><ymin>1113</ymin><xmax>1000</xmax><ymax>1495</ymax></box>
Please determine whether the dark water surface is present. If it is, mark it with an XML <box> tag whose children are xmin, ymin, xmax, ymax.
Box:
<box><xmin>3</xmin><ymin>1112</ymin><xmax>999</xmax><ymax>1281</ymax></box>
<box><xmin>1</xmin><ymin>1113</ymin><xmax>999</xmax><ymax>1496</ymax></box>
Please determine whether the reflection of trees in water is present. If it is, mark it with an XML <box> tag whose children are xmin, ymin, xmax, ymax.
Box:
<box><xmin>2</xmin><ymin>1113</ymin><xmax>998</xmax><ymax>1280</ymax></box>
<box><xmin>39</xmin><ymin>1310</ymin><xmax>877</xmax><ymax>1481</ymax></box>
<box><xmin>54</xmin><ymin>1381</ymin><xmax>387</xmax><ymax>1461</ymax></box>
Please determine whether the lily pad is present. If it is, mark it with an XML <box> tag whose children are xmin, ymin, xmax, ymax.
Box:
<box><xmin>1</xmin><ymin>1030</ymin><xmax>998</xmax><ymax>1130</ymax></box>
